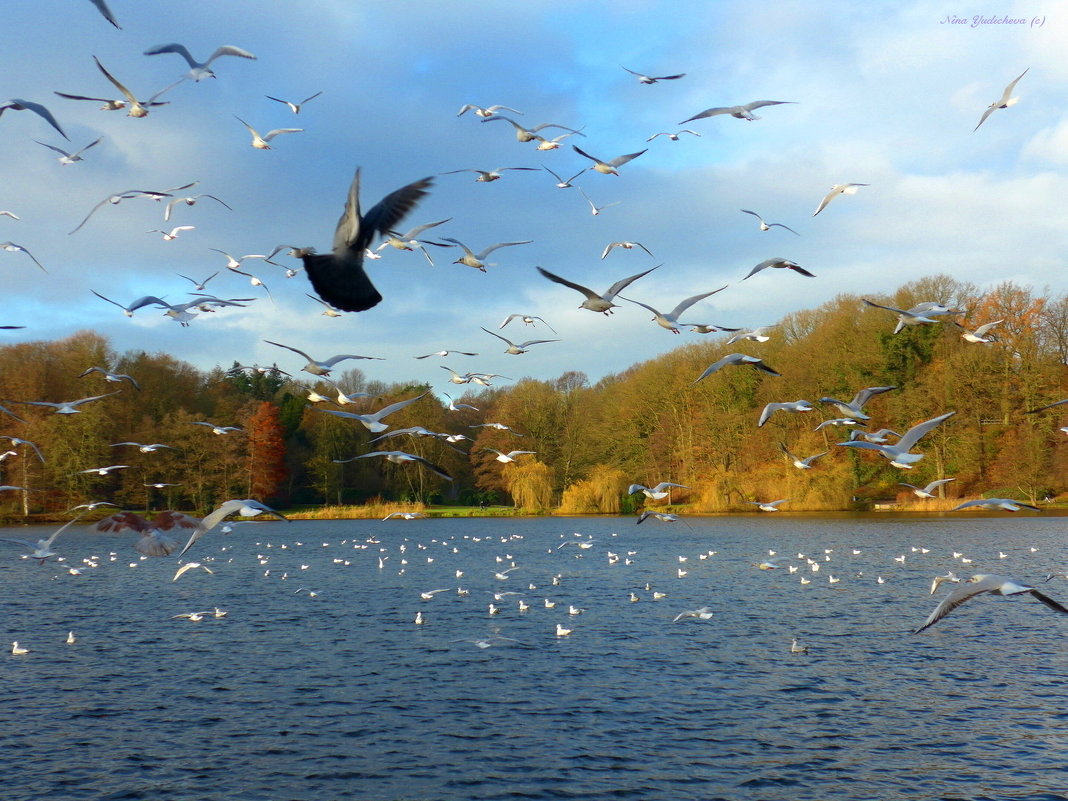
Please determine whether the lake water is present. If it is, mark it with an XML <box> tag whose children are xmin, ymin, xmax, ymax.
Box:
<box><xmin>3</xmin><ymin>513</ymin><xmax>1068</xmax><ymax>801</ymax></box>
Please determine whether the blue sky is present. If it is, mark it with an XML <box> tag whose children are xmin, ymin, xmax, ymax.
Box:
<box><xmin>1</xmin><ymin>0</ymin><xmax>1064</xmax><ymax>391</ymax></box>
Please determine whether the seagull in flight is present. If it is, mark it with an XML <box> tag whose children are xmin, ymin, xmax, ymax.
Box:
<box><xmin>621</xmin><ymin>286</ymin><xmax>727</xmax><ymax>333</ymax></box>
<box><xmin>143</xmin><ymin>43</ymin><xmax>257</xmax><ymax>81</ymax></box>
<box><xmin>837</xmin><ymin>411</ymin><xmax>955</xmax><ymax>468</ymax></box>
<box><xmin>414</xmin><ymin>349</ymin><xmax>478</xmax><ymax>359</ymax></box>
<box><xmin>899</xmin><ymin>478</ymin><xmax>956</xmax><ymax>499</ymax></box>
<box><xmin>35</xmin><ymin>136</ymin><xmax>103</xmax><ymax>165</ymax></box>
<box><xmin>1</xmin><ymin>513</ymin><xmax>88</xmax><ymax>564</ymax></box>
<box><xmin>951</xmin><ymin>498</ymin><xmax>1041</xmax><ymax>512</ymax></box>
<box><xmin>536</xmin><ymin>265</ymin><xmax>658</xmax><ymax>313</ymax></box>
<box><xmin>742</xmin><ymin>257</ymin><xmax>814</xmax><ymax>280</ymax></box>
<box><xmin>480</xmin><ymin>115</ymin><xmax>581</xmax><ymax>143</ymax></box>
<box><xmin>499</xmin><ymin>314</ymin><xmax>556</xmax><ymax>334</ymax></box>
<box><xmin>601</xmin><ymin>241</ymin><xmax>654</xmax><ymax>260</ymax></box>
<box><xmin>376</xmin><ymin>217</ymin><xmax>452</xmax><ymax>264</ymax></box>
<box><xmin>0</xmin><ymin>98</ymin><xmax>68</xmax><ymax>140</ymax></box>
<box><xmin>457</xmin><ymin>103</ymin><xmax>523</xmax><ymax>118</ymax></box>
<box><xmin>542</xmin><ymin>165</ymin><xmax>588</xmax><ymax>188</ymax></box>
<box><xmin>862</xmin><ymin>299</ymin><xmax>946</xmax><ymax>333</ymax></box>
<box><xmin>7</xmin><ymin>391</ymin><xmax>120</xmax><ymax>414</ymax></box>
<box><xmin>819</xmin><ymin>385</ymin><xmax>896</xmax><ymax>420</ymax></box>
<box><xmin>89</xmin><ymin>0</ymin><xmax>120</xmax><ymax>28</ymax></box>
<box><xmin>812</xmin><ymin>183</ymin><xmax>869</xmax><ymax>217</ymax></box>
<box><xmin>441</xmin><ymin>166</ymin><xmax>538</xmax><ymax>182</ymax></box>
<box><xmin>740</xmin><ymin>209</ymin><xmax>799</xmax><ymax>235</ymax></box>
<box><xmin>693</xmin><ymin>353</ymin><xmax>780</xmax><ymax>383</ymax></box>
<box><xmin>974</xmin><ymin>68</ymin><xmax>1029</xmax><ymax>132</ymax></box>
<box><xmin>86</xmin><ymin>56</ymin><xmax>181</xmax><ymax>118</ymax></box>
<box><xmin>439</xmin><ymin>237</ymin><xmax>531</xmax><ymax>271</ymax></box>
<box><xmin>628</xmin><ymin>482</ymin><xmax>688</xmax><ymax>500</ymax></box>
<box><xmin>0</xmin><ymin>242</ymin><xmax>47</xmax><ymax>272</ymax></box>
<box><xmin>672</xmin><ymin>607</ymin><xmax>715</xmax><ymax>622</ymax></box>
<box><xmin>757</xmin><ymin>400</ymin><xmax>814</xmax><ymax>427</ymax></box>
<box><xmin>913</xmin><ymin>573</ymin><xmax>1068</xmax><ymax>633</ymax></box>
<box><xmin>334</xmin><ymin>451</ymin><xmax>453</xmax><ymax>481</ymax></box>
<box><xmin>235</xmin><ymin>116</ymin><xmax>302</xmax><ymax>149</ymax></box>
<box><xmin>622</xmin><ymin>66</ymin><xmax>686</xmax><ymax>84</ymax></box>
<box><xmin>79</xmin><ymin>367</ymin><xmax>140</xmax><ymax>389</ymax></box>
<box><xmin>191</xmin><ymin>422</ymin><xmax>243</xmax><ymax>435</ymax></box>
<box><xmin>726</xmin><ymin>327</ymin><xmax>774</xmax><ymax>344</ymax></box>
<box><xmin>480</xmin><ymin>327</ymin><xmax>559</xmax><ymax>355</ymax></box>
<box><xmin>179</xmin><ymin>499</ymin><xmax>287</xmax><ymax>557</ymax></box>
<box><xmin>264</xmin><ymin>340</ymin><xmax>382</xmax><ymax>376</ymax></box>
<box><xmin>315</xmin><ymin>392</ymin><xmax>428</xmax><ymax>433</ymax></box>
<box><xmin>294</xmin><ymin>168</ymin><xmax>433</xmax><ymax>312</ymax></box>
<box><xmin>266</xmin><ymin>90</ymin><xmax>323</xmax><ymax>114</ymax></box>
<box><xmin>571</xmin><ymin>145</ymin><xmax>647</xmax><ymax>175</ymax></box>
<box><xmin>748</xmin><ymin>499</ymin><xmax>789</xmax><ymax>512</ymax></box>
<box><xmin>954</xmin><ymin>319</ymin><xmax>1003</xmax><ymax>344</ymax></box>
<box><xmin>646</xmin><ymin>130</ymin><xmax>701</xmax><ymax>141</ymax></box>
<box><xmin>779</xmin><ymin>442</ymin><xmax>827</xmax><ymax>470</ymax></box>
<box><xmin>680</xmin><ymin>100</ymin><xmax>795</xmax><ymax>124</ymax></box>
<box><xmin>481</xmin><ymin>449</ymin><xmax>536</xmax><ymax>464</ymax></box>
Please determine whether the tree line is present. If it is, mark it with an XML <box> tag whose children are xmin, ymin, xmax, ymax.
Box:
<box><xmin>0</xmin><ymin>275</ymin><xmax>1064</xmax><ymax>517</ymax></box>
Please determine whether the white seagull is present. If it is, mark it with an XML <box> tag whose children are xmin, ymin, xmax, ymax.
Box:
<box><xmin>740</xmin><ymin>209</ymin><xmax>799</xmax><ymax>235</ymax></box>
<box><xmin>264</xmin><ymin>340</ymin><xmax>382</xmax><ymax>376</ymax></box>
<box><xmin>480</xmin><ymin>327</ymin><xmax>559</xmax><ymax>355</ymax></box>
<box><xmin>680</xmin><ymin>100</ymin><xmax>795</xmax><ymax>123</ymax></box>
<box><xmin>315</xmin><ymin>392</ymin><xmax>428</xmax><ymax>433</ymax></box>
<box><xmin>779</xmin><ymin>442</ymin><xmax>827</xmax><ymax>470</ymax></box>
<box><xmin>143</xmin><ymin>43</ymin><xmax>257</xmax><ymax>81</ymax></box>
<box><xmin>758</xmin><ymin>400</ymin><xmax>814</xmax><ymax>427</ymax></box>
<box><xmin>265</xmin><ymin>90</ymin><xmax>323</xmax><ymax>114</ymax></box>
<box><xmin>818</xmin><ymin>385</ymin><xmax>897</xmax><ymax>420</ymax></box>
<box><xmin>0</xmin><ymin>98</ymin><xmax>68</xmax><ymax>140</ymax></box>
<box><xmin>0</xmin><ymin>241</ymin><xmax>47</xmax><ymax>272</ymax></box>
<box><xmin>693</xmin><ymin>353</ymin><xmax>780</xmax><ymax>384</ymax></box>
<box><xmin>837</xmin><ymin>411</ymin><xmax>955</xmax><ymax>468</ymax></box>
<box><xmin>35</xmin><ymin>136</ymin><xmax>103</xmax><ymax>165</ymax></box>
<box><xmin>622</xmin><ymin>286</ymin><xmax>727</xmax><ymax>334</ymax></box>
<box><xmin>914</xmin><ymin>573</ymin><xmax>1067</xmax><ymax>633</ymax></box>
<box><xmin>899</xmin><ymin>478</ymin><xmax>956</xmax><ymax>499</ymax></box>
<box><xmin>536</xmin><ymin>265</ymin><xmax>659</xmax><ymax>314</ymax></box>
<box><xmin>974</xmin><ymin>68</ymin><xmax>1029</xmax><ymax>132</ymax></box>
<box><xmin>439</xmin><ymin>237</ymin><xmax>531</xmax><ymax>271</ymax></box>
<box><xmin>179</xmin><ymin>499</ymin><xmax>286</xmax><ymax>557</ymax></box>
<box><xmin>742</xmin><ymin>257</ymin><xmax>814</xmax><ymax>280</ymax></box>
<box><xmin>571</xmin><ymin>145</ymin><xmax>647</xmax><ymax>176</ymax></box>
<box><xmin>235</xmin><ymin>116</ymin><xmax>302</xmax><ymax>149</ymax></box>
<box><xmin>951</xmin><ymin>498</ymin><xmax>1041</xmax><ymax>513</ymax></box>
<box><xmin>812</xmin><ymin>183</ymin><xmax>869</xmax><ymax>217</ymax></box>
<box><xmin>334</xmin><ymin>451</ymin><xmax>452</xmax><ymax>481</ymax></box>
<box><xmin>7</xmin><ymin>391</ymin><xmax>120</xmax><ymax>414</ymax></box>
<box><xmin>629</xmin><ymin>482</ymin><xmax>688</xmax><ymax>500</ymax></box>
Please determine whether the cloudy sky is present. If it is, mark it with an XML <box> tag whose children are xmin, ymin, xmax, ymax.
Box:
<box><xmin>2</xmin><ymin>0</ymin><xmax>1064</xmax><ymax>392</ymax></box>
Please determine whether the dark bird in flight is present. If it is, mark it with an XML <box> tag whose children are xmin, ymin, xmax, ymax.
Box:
<box><xmin>295</xmin><ymin>169</ymin><xmax>433</xmax><ymax>312</ymax></box>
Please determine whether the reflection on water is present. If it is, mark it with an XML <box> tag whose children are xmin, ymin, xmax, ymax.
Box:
<box><xmin>3</xmin><ymin>514</ymin><xmax>1068</xmax><ymax>801</ymax></box>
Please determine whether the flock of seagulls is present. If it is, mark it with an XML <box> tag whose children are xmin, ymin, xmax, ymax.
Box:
<box><xmin>1</xmin><ymin>7</ymin><xmax>1062</xmax><ymax>663</ymax></box>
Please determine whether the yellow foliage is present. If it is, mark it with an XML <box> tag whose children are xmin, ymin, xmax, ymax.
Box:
<box><xmin>557</xmin><ymin>465</ymin><xmax>629</xmax><ymax>513</ymax></box>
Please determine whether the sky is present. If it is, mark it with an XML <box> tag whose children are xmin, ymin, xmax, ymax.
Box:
<box><xmin>1</xmin><ymin>0</ymin><xmax>1065</xmax><ymax>394</ymax></box>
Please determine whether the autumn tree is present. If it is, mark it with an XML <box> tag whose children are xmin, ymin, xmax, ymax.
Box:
<box><xmin>247</xmin><ymin>401</ymin><xmax>288</xmax><ymax>501</ymax></box>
